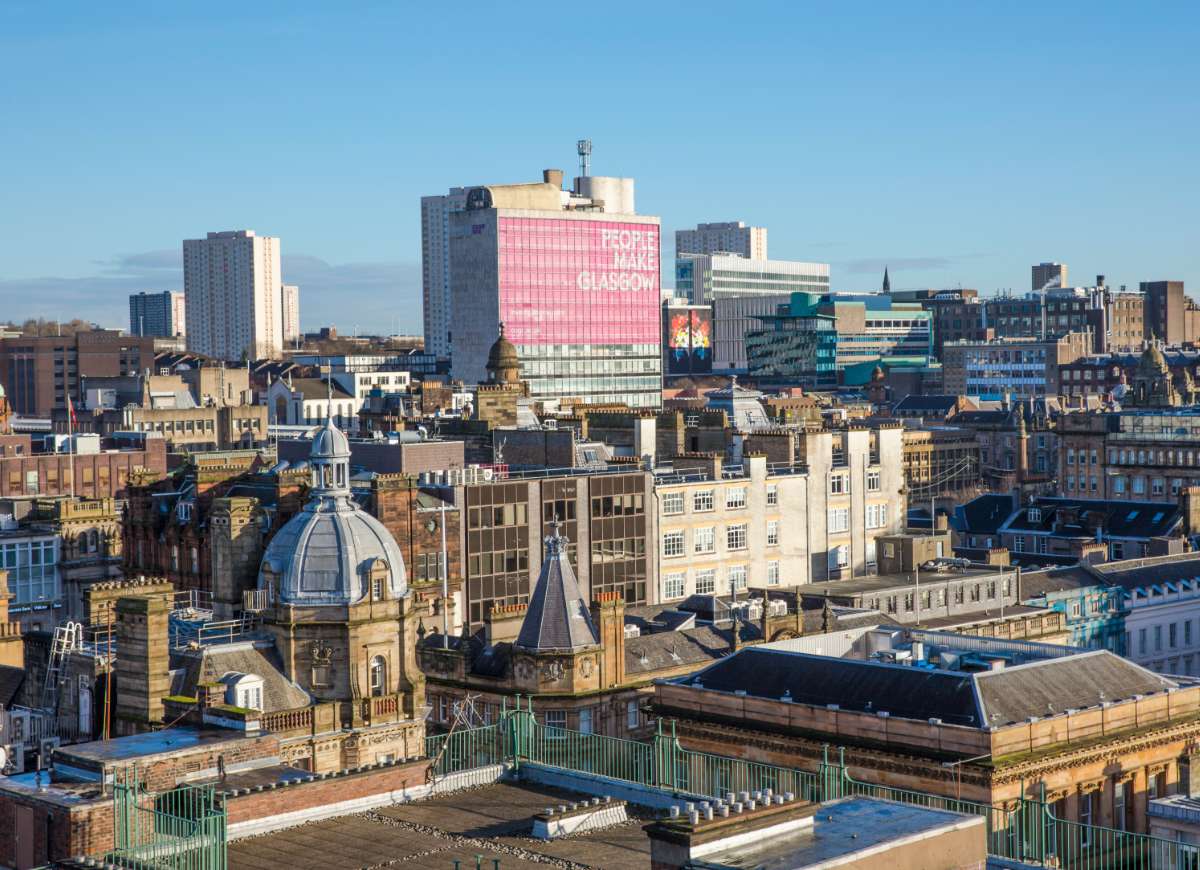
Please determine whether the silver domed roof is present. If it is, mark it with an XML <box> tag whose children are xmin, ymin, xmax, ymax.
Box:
<box><xmin>310</xmin><ymin>417</ymin><xmax>350</xmax><ymax>460</ymax></box>
<box><xmin>259</xmin><ymin>498</ymin><xmax>407</xmax><ymax>606</ymax></box>
<box><xmin>258</xmin><ymin>415</ymin><xmax>406</xmax><ymax>606</ymax></box>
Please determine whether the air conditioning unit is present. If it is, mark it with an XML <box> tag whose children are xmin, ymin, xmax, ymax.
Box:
<box><xmin>38</xmin><ymin>737</ymin><xmax>60</xmax><ymax>769</ymax></box>
<box><xmin>0</xmin><ymin>743</ymin><xmax>25</xmax><ymax>775</ymax></box>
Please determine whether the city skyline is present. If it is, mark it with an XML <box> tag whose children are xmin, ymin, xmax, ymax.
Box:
<box><xmin>1</xmin><ymin>2</ymin><xmax>1197</xmax><ymax>332</ymax></box>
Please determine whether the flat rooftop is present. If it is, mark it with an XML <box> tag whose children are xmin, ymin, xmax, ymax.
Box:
<box><xmin>804</xmin><ymin>566</ymin><xmax>1008</xmax><ymax>596</ymax></box>
<box><xmin>228</xmin><ymin>781</ymin><xmax>652</xmax><ymax>870</ymax></box>
<box><xmin>697</xmin><ymin>796</ymin><xmax>980</xmax><ymax>869</ymax></box>
<box><xmin>57</xmin><ymin>727</ymin><xmax>252</xmax><ymax>766</ymax></box>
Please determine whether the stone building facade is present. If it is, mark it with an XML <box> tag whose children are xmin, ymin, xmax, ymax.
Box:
<box><xmin>1059</xmin><ymin>406</ymin><xmax>1200</xmax><ymax>503</ymax></box>
<box><xmin>421</xmin><ymin>527</ymin><xmax>807</xmax><ymax>740</ymax></box>
<box><xmin>654</xmin><ymin>627</ymin><xmax>1200</xmax><ymax>836</ymax></box>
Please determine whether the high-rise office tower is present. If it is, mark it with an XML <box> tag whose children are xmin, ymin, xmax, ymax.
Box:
<box><xmin>129</xmin><ymin>290</ymin><xmax>186</xmax><ymax>337</ymax></box>
<box><xmin>183</xmin><ymin>230</ymin><xmax>284</xmax><ymax>361</ymax></box>
<box><xmin>420</xmin><ymin>187</ymin><xmax>470</xmax><ymax>359</ymax></box>
<box><xmin>676</xmin><ymin>221</ymin><xmax>767</xmax><ymax>260</ymax></box>
<box><xmin>449</xmin><ymin>168</ymin><xmax>662</xmax><ymax>408</ymax></box>
<box><xmin>281</xmin><ymin>284</ymin><xmax>301</xmax><ymax>345</ymax></box>
<box><xmin>1032</xmin><ymin>262</ymin><xmax>1068</xmax><ymax>292</ymax></box>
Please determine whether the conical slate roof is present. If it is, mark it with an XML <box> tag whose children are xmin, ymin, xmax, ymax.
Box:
<box><xmin>515</xmin><ymin>525</ymin><xmax>599</xmax><ymax>653</ymax></box>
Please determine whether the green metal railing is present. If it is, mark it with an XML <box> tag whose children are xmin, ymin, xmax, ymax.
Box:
<box><xmin>105</xmin><ymin>766</ymin><xmax>228</xmax><ymax>869</ymax></box>
<box><xmin>425</xmin><ymin>722</ymin><xmax>507</xmax><ymax>777</ymax></box>
<box><xmin>429</xmin><ymin>695</ymin><xmax>1200</xmax><ymax>870</ymax></box>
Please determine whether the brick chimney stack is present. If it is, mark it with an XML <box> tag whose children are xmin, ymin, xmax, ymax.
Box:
<box><xmin>591</xmin><ymin>592</ymin><xmax>626</xmax><ymax>689</ymax></box>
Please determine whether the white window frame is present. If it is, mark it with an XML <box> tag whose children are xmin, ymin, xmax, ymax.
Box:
<box><xmin>662</xmin><ymin>492</ymin><xmax>685</xmax><ymax>515</ymax></box>
<box><xmin>725</xmin><ymin>487</ymin><xmax>747</xmax><ymax>509</ymax></box>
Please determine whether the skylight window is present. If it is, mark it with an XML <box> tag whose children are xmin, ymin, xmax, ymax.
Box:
<box><xmin>1126</xmin><ymin>510</ymin><xmax>1139</xmax><ymax>521</ymax></box>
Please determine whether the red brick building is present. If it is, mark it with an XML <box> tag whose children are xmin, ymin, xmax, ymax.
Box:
<box><xmin>0</xmin><ymin>434</ymin><xmax>166</xmax><ymax>500</ymax></box>
<box><xmin>0</xmin><ymin>331</ymin><xmax>156</xmax><ymax>417</ymax></box>
<box><xmin>122</xmin><ymin>457</ymin><xmax>463</xmax><ymax>617</ymax></box>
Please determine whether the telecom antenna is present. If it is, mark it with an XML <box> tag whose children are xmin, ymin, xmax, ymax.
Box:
<box><xmin>577</xmin><ymin>139</ymin><xmax>592</xmax><ymax>177</ymax></box>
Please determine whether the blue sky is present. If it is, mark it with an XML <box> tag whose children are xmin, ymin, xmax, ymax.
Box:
<box><xmin>1</xmin><ymin>1</ymin><xmax>1197</xmax><ymax>332</ymax></box>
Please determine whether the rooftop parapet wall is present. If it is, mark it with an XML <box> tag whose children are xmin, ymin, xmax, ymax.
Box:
<box><xmin>653</xmin><ymin>682</ymin><xmax>992</xmax><ymax>758</ymax></box>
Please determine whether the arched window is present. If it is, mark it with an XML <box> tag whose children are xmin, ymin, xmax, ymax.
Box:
<box><xmin>369</xmin><ymin>656</ymin><xmax>386</xmax><ymax>697</ymax></box>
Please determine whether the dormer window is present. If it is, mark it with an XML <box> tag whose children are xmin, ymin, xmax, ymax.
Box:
<box><xmin>1027</xmin><ymin>507</ymin><xmax>1041</xmax><ymax>523</ymax></box>
<box><xmin>221</xmin><ymin>672</ymin><xmax>265</xmax><ymax>711</ymax></box>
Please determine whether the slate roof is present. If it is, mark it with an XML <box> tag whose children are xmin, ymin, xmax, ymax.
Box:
<box><xmin>975</xmin><ymin>651</ymin><xmax>1175</xmax><ymax>725</ymax></box>
<box><xmin>684</xmin><ymin>647</ymin><xmax>982</xmax><ymax>726</ymax></box>
<box><xmin>953</xmin><ymin>494</ymin><xmax>1016</xmax><ymax>536</ymax></box>
<box><xmin>1019</xmin><ymin>566</ymin><xmax>1102</xmax><ymax>599</ymax></box>
<box><xmin>515</xmin><ymin>529</ymin><xmax>599</xmax><ymax>652</ymax></box>
<box><xmin>1002</xmin><ymin>497</ymin><xmax>1182</xmax><ymax>539</ymax></box>
<box><xmin>0</xmin><ymin>665</ymin><xmax>24</xmax><ymax>708</ymax></box>
<box><xmin>625</xmin><ymin>623</ymin><xmax>757</xmax><ymax>676</ymax></box>
<box><xmin>893</xmin><ymin>395</ymin><xmax>961</xmax><ymax>415</ymax></box>
<box><xmin>288</xmin><ymin>378</ymin><xmax>354</xmax><ymax>401</ymax></box>
<box><xmin>673</xmin><ymin>645</ymin><xmax>1176</xmax><ymax>731</ymax></box>
<box><xmin>951</xmin><ymin>409</ymin><xmax>1010</xmax><ymax>426</ymax></box>
<box><xmin>1090</xmin><ymin>552</ymin><xmax>1200</xmax><ymax>590</ymax></box>
<box><xmin>170</xmin><ymin>642</ymin><xmax>311</xmax><ymax>713</ymax></box>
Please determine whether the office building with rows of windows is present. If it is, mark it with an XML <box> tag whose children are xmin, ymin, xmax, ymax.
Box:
<box><xmin>449</xmin><ymin>170</ymin><xmax>662</xmax><ymax>409</ymax></box>
<box><xmin>653</xmin><ymin>425</ymin><xmax>906</xmax><ymax>601</ymax></box>
<box><xmin>455</xmin><ymin>469</ymin><xmax>653</xmax><ymax>626</ymax></box>
<box><xmin>745</xmin><ymin>292</ymin><xmax>933</xmax><ymax>389</ymax></box>
<box><xmin>675</xmin><ymin>254</ymin><xmax>828</xmax><ymax>306</ymax></box>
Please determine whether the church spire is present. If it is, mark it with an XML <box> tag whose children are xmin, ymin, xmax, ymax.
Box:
<box><xmin>882</xmin><ymin>267</ymin><xmax>891</xmax><ymax>294</ymax></box>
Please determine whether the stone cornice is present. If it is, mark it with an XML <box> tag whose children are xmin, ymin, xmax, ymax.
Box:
<box><xmin>990</xmin><ymin>717</ymin><xmax>1200</xmax><ymax>785</ymax></box>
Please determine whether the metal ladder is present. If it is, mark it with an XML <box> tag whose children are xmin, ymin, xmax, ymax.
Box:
<box><xmin>40</xmin><ymin>621</ymin><xmax>82</xmax><ymax>712</ymax></box>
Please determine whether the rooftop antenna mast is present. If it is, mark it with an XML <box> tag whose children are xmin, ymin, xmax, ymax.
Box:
<box><xmin>577</xmin><ymin>139</ymin><xmax>592</xmax><ymax>177</ymax></box>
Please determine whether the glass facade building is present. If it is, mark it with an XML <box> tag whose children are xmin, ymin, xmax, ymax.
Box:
<box><xmin>451</xmin><ymin>205</ymin><xmax>662</xmax><ymax>408</ymax></box>
<box><xmin>745</xmin><ymin>292</ymin><xmax>932</xmax><ymax>388</ymax></box>
<box><xmin>0</xmin><ymin>533</ymin><xmax>59</xmax><ymax>611</ymax></box>
<box><xmin>460</xmin><ymin>471</ymin><xmax>652</xmax><ymax>626</ymax></box>
<box><xmin>675</xmin><ymin>253</ymin><xmax>829</xmax><ymax>305</ymax></box>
